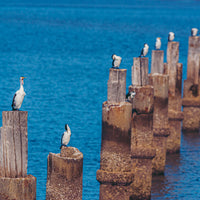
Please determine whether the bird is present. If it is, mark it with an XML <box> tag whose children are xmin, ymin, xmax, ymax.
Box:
<box><xmin>11</xmin><ymin>77</ymin><xmax>26</xmax><ymax>111</ymax></box>
<box><xmin>126</xmin><ymin>91</ymin><xmax>136</xmax><ymax>102</ymax></box>
<box><xmin>168</xmin><ymin>32</ymin><xmax>175</xmax><ymax>42</ymax></box>
<box><xmin>191</xmin><ymin>28</ymin><xmax>198</xmax><ymax>37</ymax></box>
<box><xmin>111</xmin><ymin>54</ymin><xmax>122</xmax><ymax>69</ymax></box>
<box><xmin>190</xmin><ymin>84</ymin><xmax>198</xmax><ymax>97</ymax></box>
<box><xmin>60</xmin><ymin>124</ymin><xmax>71</xmax><ymax>149</ymax></box>
<box><xmin>155</xmin><ymin>37</ymin><xmax>161</xmax><ymax>50</ymax></box>
<box><xmin>140</xmin><ymin>43</ymin><xmax>149</xmax><ymax>57</ymax></box>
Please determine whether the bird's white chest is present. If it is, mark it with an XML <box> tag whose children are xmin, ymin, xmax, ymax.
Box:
<box><xmin>156</xmin><ymin>40</ymin><xmax>161</xmax><ymax>49</ymax></box>
<box><xmin>143</xmin><ymin>47</ymin><xmax>148</xmax><ymax>56</ymax></box>
<box><xmin>62</xmin><ymin>132</ymin><xmax>71</xmax><ymax>146</ymax></box>
<box><xmin>14</xmin><ymin>90</ymin><xmax>26</xmax><ymax>109</ymax></box>
<box><xmin>114</xmin><ymin>57</ymin><xmax>122</xmax><ymax>67</ymax></box>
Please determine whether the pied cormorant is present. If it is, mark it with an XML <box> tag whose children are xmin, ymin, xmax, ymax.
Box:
<box><xmin>12</xmin><ymin>77</ymin><xmax>26</xmax><ymax>111</ymax></box>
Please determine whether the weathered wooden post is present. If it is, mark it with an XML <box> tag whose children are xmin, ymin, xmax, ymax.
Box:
<box><xmin>149</xmin><ymin>74</ymin><xmax>170</xmax><ymax>175</ymax></box>
<box><xmin>182</xmin><ymin>36</ymin><xmax>200</xmax><ymax>132</ymax></box>
<box><xmin>46</xmin><ymin>146</ymin><xmax>83</xmax><ymax>200</ymax></box>
<box><xmin>96</xmin><ymin>68</ymin><xmax>134</xmax><ymax>199</ymax></box>
<box><xmin>128</xmin><ymin>57</ymin><xmax>156</xmax><ymax>199</ymax></box>
<box><xmin>0</xmin><ymin>111</ymin><xmax>36</xmax><ymax>200</ymax></box>
<box><xmin>151</xmin><ymin>50</ymin><xmax>164</xmax><ymax>74</ymax></box>
<box><xmin>164</xmin><ymin>41</ymin><xmax>184</xmax><ymax>153</ymax></box>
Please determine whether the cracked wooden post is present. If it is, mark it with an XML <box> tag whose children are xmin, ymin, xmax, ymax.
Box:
<box><xmin>129</xmin><ymin>85</ymin><xmax>155</xmax><ymax>200</ymax></box>
<box><xmin>132</xmin><ymin>57</ymin><xmax>149</xmax><ymax>87</ymax></box>
<box><xmin>151</xmin><ymin>50</ymin><xmax>164</xmax><ymax>74</ymax></box>
<box><xmin>46</xmin><ymin>147</ymin><xmax>83</xmax><ymax>200</ymax></box>
<box><xmin>182</xmin><ymin>36</ymin><xmax>200</xmax><ymax>132</ymax></box>
<box><xmin>107</xmin><ymin>68</ymin><xmax>126</xmax><ymax>103</ymax></box>
<box><xmin>96</xmin><ymin>68</ymin><xmax>134</xmax><ymax>199</ymax></box>
<box><xmin>164</xmin><ymin>41</ymin><xmax>184</xmax><ymax>153</ymax></box>
<box><xmin>0</xmin><ymin>111</ymin><xmax>36</xmax><ymax>200</ymax></box>
<box><xmin>149</xmin><ymin>74</ymin><xmax>170</xmax><ymax>175</ymax></box>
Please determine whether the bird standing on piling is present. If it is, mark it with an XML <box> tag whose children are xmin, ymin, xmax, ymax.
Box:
<box><xmin>111</xmin><ymin>54</ymin><xmax>122</xmax><ymax>69</ymax></box>
<box><xmin>140</xmin><ymin>43</ymin><xmax>149</xmax><ymax>57</ymax></box>
<box><xmin>191</xmin><ymin>28</ymin><xmax>198</xmax><ymax>36</ymax></box>
<box><xmin>12</xmin><ymin>77</ymin><xmax>26</xmax><ymax>111</ymax></box>
<box><xmin>126</xmin><ymin>91</ymin><xmax>136</xmax><ymax>102</ymax></box>
<box><xmin>60</xmin><ymin>124</ymin><xmax>71</xmax><ymax>149</ymax></box>
<box><xmin>168</xmin><ymin>32</ymin><xmax>175</xmax><ymax>42</ymax></box>
<box><xmin>155</xmin><ymin>37</ymin><xmax>161</xmax><ymax>50</ymax></box>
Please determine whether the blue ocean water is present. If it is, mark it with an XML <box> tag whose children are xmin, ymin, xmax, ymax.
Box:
<box><xmin>0</xmin><ymin>1</ymin><xmax>200</xmax><ymax>199</ymax></box>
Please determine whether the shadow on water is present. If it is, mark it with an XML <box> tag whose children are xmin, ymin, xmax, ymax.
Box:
<box><xmin>151</xmin><ymin>131</ymin><xmax>200</xmax><ymax>199</ymax></box>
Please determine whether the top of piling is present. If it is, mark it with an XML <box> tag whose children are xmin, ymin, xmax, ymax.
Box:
<box><xmin>60</xmin><ymin>146</ymin><xmax>83</xmax><ymax>159</ymax></box>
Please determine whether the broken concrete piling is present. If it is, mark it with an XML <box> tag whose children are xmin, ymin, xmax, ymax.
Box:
<box><xmin>129</xmin><ymin>57</ymin><xmax>156</xmax><ymax>199</ymax></box>
<box><xmin>0</xmin><ymin>111</ymin><xmax>36</xmax><ymax>200</ymax></box>
<box><xmin>97</xmin><ymin>68</ymin><xmax>134</xmax><ymax>199</ymax></box>
<box><xmin>182</xmin><ymin>36</ymin><xmax>200</xmax><ymax>132</ymax></box>
<box><xmin>164</xmin><ymin>41</ymin><xmax>183</xmax><ymax>153</ymax></box>
<box><xmin>149</xmin><ymin>74</ymin><xmax>170</xmax><ymax>175</ymax></box>
<box><xmin>46</xmin><ymin>146</ymin><xmax>83</xmax><ymax>200</ymax></box>
<box><xmin>130</xmin><ymin>85</ymin><xmax>155</xmax><ymax>200</ymax></box>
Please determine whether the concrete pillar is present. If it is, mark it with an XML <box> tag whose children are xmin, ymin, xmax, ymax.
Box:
<box><xmin>0</xmin><ymin>175</ymin><xmax>36</xmax><ymax>200</ymax></box>
<box><xmin>96</xmin><ymin>101</ymin><xmax>133</xmax><ymax>200</ymax></box>
<box><xmin>130</xmin><ymin>85</ymin><xmax>155</xmax><ymax>200</ymax></box>
<box><xmin>183</xmin><ymin>36</ymin><xmax>200</xmax><ymax>132</ymax></box>
<box><xmin>149</xmin><ymin>74</ymin><xmax>170</xmax><ymax>174</ymax></box>
<box><xmin>0</xmin><ymin>111</ymin><xmax>36</xmax><ymax>200</ymax></box>
<box><xmin>107</xmin><ymin>68</ymin><xmax>126</xmax><ymax>103</ymax></box>
<box><xmin>132</xmin><ymin>57</ymin><xmax>149</xmax><ymax>86</ymax></box>
<box><xmin>165</xmin><ymin>42</ymin><xmax>183</xmax><ymax>153</ymax></box>
<box><xmin>151</xmin><ymin>50</ymin><xmax>164</xmax><ymax>74</ymax></box>
<box><xmin>46</xmin><ymin>147</ymin><xmax>83</xmax><ymax>200</ymax></box>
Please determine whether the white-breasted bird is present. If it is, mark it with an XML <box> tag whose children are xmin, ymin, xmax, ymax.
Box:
<box><xmin>155</xmin><ymin>37</ymin><xmax>161</xmax><ymax>50</ymax></box>
<box><xmin>112</xmin><ymin>54</ymin><xmax>122</xmax><ymax>68</ymax></box>
<box><xmin>60</xmin><ymin>124</ymin><xmax>71</xmax><ymax>149</ymax></box>
<box><xmin>126</xmin><ymin>91</ymin><xmax>136</xmax><ymax>102</ymax></box>
<box><xmin>168</xmin><ymin>32</ymin><xmax>175</xmax><ymax>42</ymax></box>
<box><xmin>12</xmin><ymin>77</ymin><xmax>26</xmax><ymax>111</ymax></box>
<box><xmin>191</xmin><ymin>28</ymin><xmax>198</xmax><ymax>37</ymax></box>
<box><xmin>140</xmin><ymin>43</ymin><xmax>149</xmax><ymax>57</ymax></box>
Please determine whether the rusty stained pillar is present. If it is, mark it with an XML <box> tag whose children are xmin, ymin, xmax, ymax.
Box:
<box><xmin>182</xmin><ymin>36</ymin><xmax>200</xmax><ymax>132</ymax></box>
<box><xmin>129</xmin><ymin>85</ymin><xmax>155</xmax><ymax>200</ymax></box>
<box><xmin>165</xmin><ymin>41</ymin><xmax>184</xmax><ymax>153</ymax></box>
<box><xmin>149</xmin><ymin>74</ymin><xmax>170</xmax><ymax>174</ymax></box>
<box><xmin>96</xmin><ymin>67</ymin><xmax>134</xmax><ymax>199</ymax></box>
<box><xmin>0</xmin><ymin>111</ymin><xmax>36</xmax><ymax>200</ymax></box>
<box><xmin>46</xmin><ymin>147</ymin><xmax>83</xmax><ymax>200</ymax></box>
<box><xmin>97</xmin><ymin>101</ymin><xmax>133</xmax><ymax>200</ymax></box>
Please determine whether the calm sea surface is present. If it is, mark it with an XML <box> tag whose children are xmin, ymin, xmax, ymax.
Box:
<box><xmin>0</xmin><ymin>1</ymin><xmax>200</xmax><ymax>199</ymax></box>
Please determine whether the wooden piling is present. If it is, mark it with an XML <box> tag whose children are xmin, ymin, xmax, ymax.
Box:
<box><xmin>46</xmin><ymin>147</ymin><xmax>83</xmax><ymax>200</ymax></box>
<box><xmin>182</xmin><ymin>36</ymin><xmax>200</xmax><ymax>132</ymax></box>
<box><xmin>0</xmin><ymin>111</ymin><xmax>36</xmax><ymax>200</ymax></box>
<box><xmin>132</xmin><ymin>57</ymin><xmax>149</xmax><ymax>86</ymax></box>
<box><xmin>149</xmin><ymin>74</ymin><xmax>170</xmax><ymax>174</ymax></box>
<box><xmin>130</xmin><ymin>85</ymin><xmax>155</xmax><ymax>199</ymax></box>
<box><xmin>107</xmin><ymin>68</ymin><xmax>126</xmax><ymax>103</ymax></box>
<box><xmin>151</xmin><ymin>50</ymin><xmax>164</xmax><ymax>74</ymax></box>
<box><xmin>165</xmin><ymin>42</ymin><xmax>183</xmax><ymax>153</ymax></box>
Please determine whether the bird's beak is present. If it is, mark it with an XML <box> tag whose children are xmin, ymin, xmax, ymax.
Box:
<box><xmin>22</xmin><ymin>77</ymin><xmax>26</xmax><ymax>80</ymax></box>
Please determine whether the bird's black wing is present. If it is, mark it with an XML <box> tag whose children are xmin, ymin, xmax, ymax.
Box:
<box><xmin>60</xmin><ymin>133</ymin><xmax>64</xmax><ymax>149</ymax></box>
<box><xmin>140</xmin><ymin>49</ymin><xmax>143</xmax><ymax>57</ymax></box>
<box><xmin>112</xmin><ymin>59</ymin><xmax>114</xmax><ymax>67</ymax></box>
<box><xmin>11</xmin><ymin>93</ymin><xmax>17</xmax><ymax>110</ymax></box>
